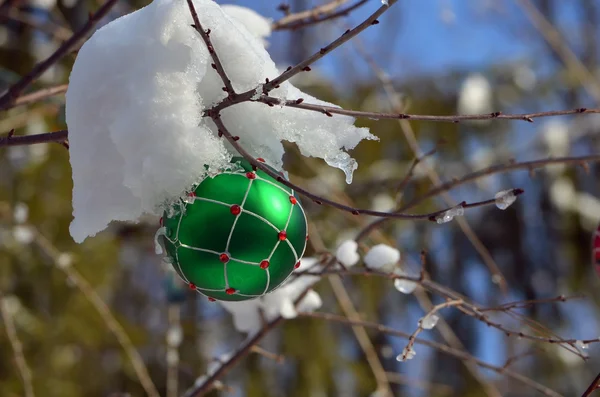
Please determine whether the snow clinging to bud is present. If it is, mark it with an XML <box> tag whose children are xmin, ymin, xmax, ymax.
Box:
<box><xmin>364</xmin><ymin>244</ymin><xmax>400</xmax><ymax>271</ymax></box>
<box><xmin>495</xmin><ymin>189</ymin><xmax>518</xmax><ymax>210</ymax></box>
<box><xmin>419</xmin><ymin>314</ymin><xmax>439</xmax><ymax>330</ymax></box>
<box><xmin>336</xmin><ymin>240</ymin><xmax>360</xmax><ymax>267</ymax></box>
<box><xmin>435</xmin><ymin>204</ymin><xmax>464</xmax><ymax>224</ymax></box>
<box><xmin>396</xmin><ymin>346</ymin><xmax>416</xmax><ymax>362</ymax></box>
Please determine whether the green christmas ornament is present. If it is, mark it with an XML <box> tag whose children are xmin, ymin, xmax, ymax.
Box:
<box><xmin>158</xmin><ymin>157</ymin><xmax>308</xmax><ymax>302</ymax></box>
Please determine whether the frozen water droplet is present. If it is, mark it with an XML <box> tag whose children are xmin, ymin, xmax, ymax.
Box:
<box><xmin>435</xmin><ymin>204</ymin><xmax>464</xmax><ymax>224</ymax></box>
<box><xmin>419</xmin><ymin>314</ymin><xmax>439</xmax><ymax>330</ymax></box>
<box><xmin>154</xmin><ymin>227</ymin><xmax>167</xmax><ymax>254</ymax></box>
<box><xmin>251</xmin><ymin>88</ymin><xmax>262</xmax><ymax>100</ymax></box>
<box><xmin>393</xmin><ymin>268</ymin><xmax>417</xmax><ymax>294</ymax></box>
<box><xmin>494</xmin><ymin>189</ymin><xmax>517</xmax><ymax>210</ymax></box>
<box><xmin>576</xmin><ymin>340</ymin><xmax>589</xmax><ymax>350</ymax></box>
<box><xmin>396</xmin><ymin>346</ymin><xmax>416</xmax><ymax>362</ymax></box>
<box><xmin>381</xmin><ymin>0</ymin><xmax>389</xmax><ymax>5</ymax></box>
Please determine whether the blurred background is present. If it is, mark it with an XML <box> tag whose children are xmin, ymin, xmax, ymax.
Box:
<box><xmin>1</xmin><ymin>0</ymin><xmax>600</xmax><ymax>396</ymax></box>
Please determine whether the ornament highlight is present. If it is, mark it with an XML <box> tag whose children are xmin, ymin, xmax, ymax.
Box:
<box><xmin>160</xmin><ymin>158</ymin><xmax>308</xmax><ymax>301</ymax></box>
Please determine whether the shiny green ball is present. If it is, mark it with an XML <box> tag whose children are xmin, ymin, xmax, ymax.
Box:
<box><xmin>161</xmin><ymin>157</ymin><xmax>308</xmax><ymax>301</ymax></box>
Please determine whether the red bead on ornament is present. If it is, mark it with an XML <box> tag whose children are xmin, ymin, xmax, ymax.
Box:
<box><xmin>246</xmin><ymin>172</ymin><xmax>256</xmax><ymax>180</ymax></box>
<box><xmin>230</xmin><ymin>205</ymin><xmax>241</xmax><ymax>215</ymax></box>
<box><xmin>260</xmin><ymin>260</ymin><xmax>270</xmax><ymax>269</ymax></box>
<box><xmin>225</xmin><ymin>288</ymin><xmax>236</xmax><ymax>295</ymax></box>
<box><xmin>189</xmin><ymin>283</ymin><xmax>197</xmax><ymax>290</ymax></box>
<box><xmin>289</xmin><ymin>196</ymin><xmax>297</xmax><ymax>205</ymax></box>
<box><xmin>278</xmin><ymin>231</ymin><xmax>287</xmax><ymax>241</ymax></box>
<box><xmin>219</xmin><ymin>253</ymin><xmax>230</xmax><ymax>263</ymax></box>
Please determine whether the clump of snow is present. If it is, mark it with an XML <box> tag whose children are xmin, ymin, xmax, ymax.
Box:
<box><xmin>336</xmin><ymin>240</ymin><xmax>360</xmax><ymax>267</ymax></box>
<box><xmin>393</xmin><ymin>268</ymin><xmax>417</xmax><ymax>294</ymax></box>
<box><xmin>66</xmin><ymin>0</ymin><xmax>375</xmax><ymax>243</ymax></box>
<box><xmin>435</xmin><ymin>204</ymin><xmax>464</xmax><ymax>224</ymax></box>
<box><xmin>396</xmin><ymin>346</ymin><xmax>416</xmax><ymax>362</ymax></box>
<box><xmin>494</xmin><ymin>189</ymin><xmax>517</xmax><ymax>210</ymax></box>
<box><xmin>419</xmin><ymin>314</ymin><xmax>439</xmax><ymax>330</ymax></box>
<box><xmin>220</xmin><ymin>4</ymin><xmax>272</xmax><ymax>47</ymax></box>
<box><xmin>219</xmin><ymin>258</ymin><xmax>322</xmax><ymax>334</ymax></box>
<box><xmin>364</xmin><ymin>244</ymin><xmax>400</xmax><ymax>271</ymax></box>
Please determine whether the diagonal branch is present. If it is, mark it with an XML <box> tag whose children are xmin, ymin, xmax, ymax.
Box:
<box><xmin>186</xmin><ymin>0</ymin><xmax>235</xmax><ymax>96</ymax></box>
<box><xmin>272</xmin><ymin>0</ymin><xmax>369</xmax><ymax>31</ymax></box>
<box><xmin>355</xmin><ymin>154</ymin><xmax>600</xmax><ymax>242</ymax></box>
<box><xmin>0</xmin><ymin>0</ymin><xmax>119</xmax><ymax>112</ymax></box>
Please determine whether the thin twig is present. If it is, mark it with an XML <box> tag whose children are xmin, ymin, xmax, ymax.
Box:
<box><xmin>32</xmin><ymin>229</ymin><xmax>160</xmax><ymax>397</ymax></box>
<box><xmin>214</xmin><ymin>115</ymin><xmax>524</xmax><ymax>221</ymax></box>
<box><xmin>0</xmin><ymin>292</ymin><xmax>35</xmax><ymax>397</ymax></box>
<box><xmin>0</xmin><ymin>130</ymin><xmax>68</xmax><ymax>147</ymax></box>
<box><xmin>272</xmin><ymin>0</ymin><xmax>369</xmax><ymax>31</ymax></box>
<box><xmin>0</xmin><ymin>0</ymin><xmax>119</xmax><ymax>111</ymax></box>
<box><xmin>302</xmin><ymin>312</ymin><xmax>563</xmax><ymax>397</ymax></box>
<box><xmin>355</xmin><ymin>154</ymin><xmax>600</xmax><ymax>242</ymax></box>
<box><xmin>259</xmin><ymin>95</ymin><xmax>600</xmax><ymax>123</ymax></box>
<box><xmin>0</xmin><ymin>10</ymin><xmax>72</xmax><ymax>41</ymax></box>
<box><xmin>582</xmin><ymin>371</ymin><xmax>600</xmax><ymax>397</ymax></box>
<box><xmin>398</xmin><ymin>299</ymin><xmax>463</xmax><ymax>361</ymax></box>
<box><xmin>186</xmin><ymin>0</ymin><xmax>235</xmax><ymax>96</ymax></box>
<box><xmin>255</xmin><ymin>0</ymin><xmax>396</xmax><ymax>97</ymax></box>
<box><xmin>329</xmin><ymin>276</ymin><xmax>393</xmax><ymax>397</ymax></box>
<box><xmin>14</xmin><ymin>85</ymin><xmax>69</xmax><ymax>108</ymax></box>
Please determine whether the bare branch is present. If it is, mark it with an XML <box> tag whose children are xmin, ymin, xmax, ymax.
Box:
<box><xmin>356</xmin><ymin>155</ymin><xmax>600</xmax><ymax>242</ymax></box>
<box><xmin>0</xmin><ymin>291</ymin><xmax>35</xmax><ymax>397</ymax></box>
<box><xmin>14</xmin><ymin>85</ymin><xmax>68</xmax><ymax>108</ymax></box>
<box><xmin>260</xmin><ymin>95</ymin><xmax>600</xmax><ymax>123</ymax></box>
<box><xmin>302</xmin><ymin>312</ymin><xmax>564</xmax><ymax>397</ymax></box>
<box><xmin>186</xmin><ymin>0</ymin><xmax>235</xmax><ymax>96</ymax></box>
<box><xmin>0</xmin><ymin>130</ymin><xmax>68</xmax><ymax>148</ymax></box>
<box><xmin>0</xmin><ymin>0</ymin><xmax>119</xmax><ymax>111</ymax></box>
<box><xmin>272</xmin><ymin>0</ymin><xmax>369</xmax><ymax>31</ymax></box>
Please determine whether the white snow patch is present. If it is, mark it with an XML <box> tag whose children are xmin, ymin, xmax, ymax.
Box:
<box><xmin>66</xmin><ymin>0</ymin><xmax>375</xmax><ymax>242</ymax></box>
<box><xmin>220</xmin><ymin>4</ymin><xmax>272</xmax><ymax>47</ymax></box>
<box><xmin>364</xmin><ymin>244</ymin><xmax>400</xmax><ymax>271</ymax></box>
<box><xmin>335</xmin><ymin>240</ymin><xmax>360</xmax><ymax>267</ymax></box>
<box><xmin>219</xmin><ymin>257</ymin><xmax>323</xmax><ymax>334</ymax></box>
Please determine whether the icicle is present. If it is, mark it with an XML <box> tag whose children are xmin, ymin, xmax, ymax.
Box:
<box><xmin>576</xmin><ymin>340</ymin><xmax>589</xmax><ymax>350</ymax></box>
<box><xmin>419</xmin><ymin>314</ymin><xmax>439</xmax><ymax>330</ymax></box>
<box><xmin>435</xmin><ymin>204</ymin><xmax>464</xmax><ymax>224</ymax></box>
<box><xmin>393</xmin><ymin>268</ymin><xmax>417</xmax><ymax>294</ymax></box>
<box><xmin>495</xmin><ymin>189</ymin><xmax>517</xmax><ymax>210</ymax></box>
<box><xmin>154</xmin><ymin>227</ymin><xmax>167</xmax><ymax>254</ymax></box>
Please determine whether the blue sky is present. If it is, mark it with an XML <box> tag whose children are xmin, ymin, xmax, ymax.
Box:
<box><xmin>218</xmin><ymin>0</ymin><xmax>545</xmax><ymax>81</ymax></box>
